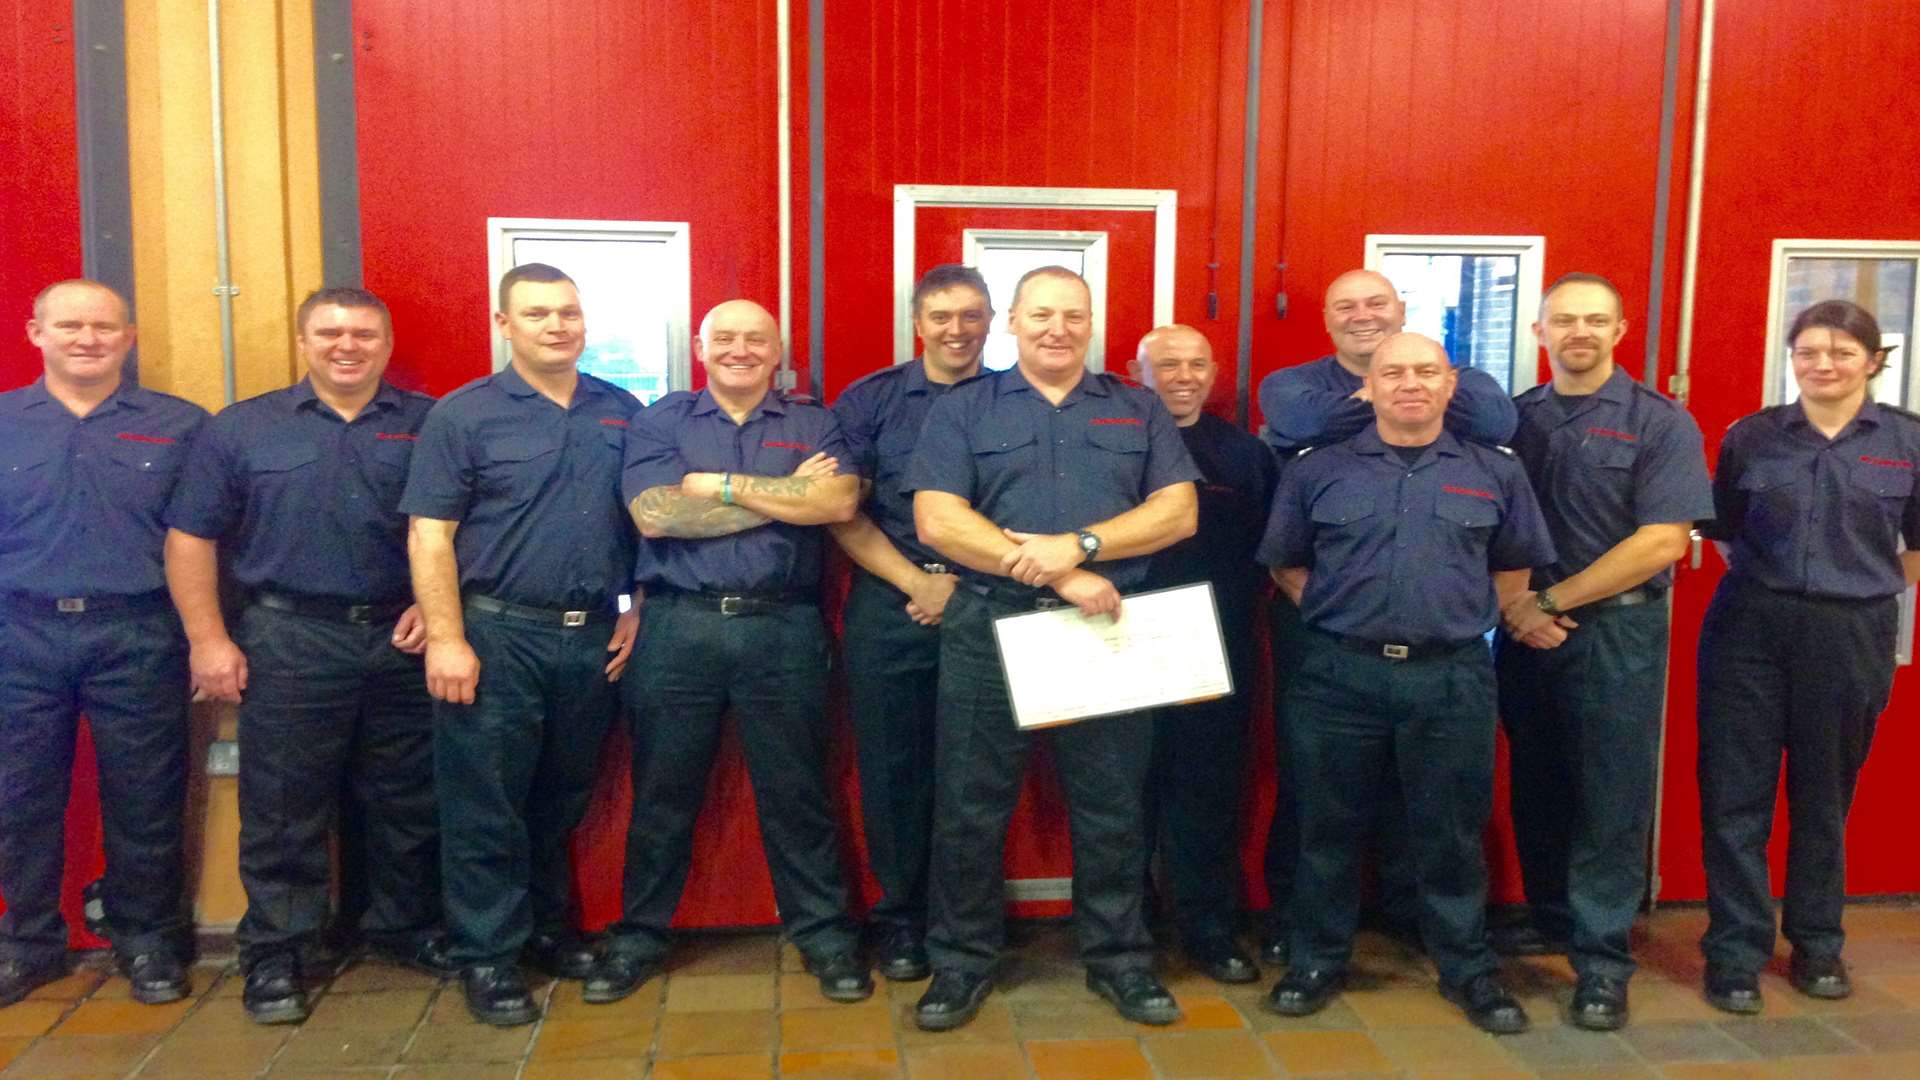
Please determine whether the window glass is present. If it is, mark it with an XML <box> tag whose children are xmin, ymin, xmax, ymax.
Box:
<box><xmin>512</xmin><ymin>236</ymin><xmax>679</xmax><ymax>405</ymax></box>
<box><xmin>973</xmin><ymin>246</ymin><xmax>1090</xmax><ymax>372</ymax></box>
<box><xmin>1381</xmin><ymin>252</ymin><xmax>1521</xmax><ymax>392</ymax></box>
<box><xmin>1778</xmin><ymin>256</ymin><xmax>1917</xmax><ymax>410</ymax></box>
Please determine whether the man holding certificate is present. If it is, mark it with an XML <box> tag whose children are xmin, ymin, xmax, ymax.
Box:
<box><xmin>1258</xmin><ymin>332</ymin><xmax>1556</xmax><ymax>1035</ymax></box>
<box><xmin>905</xmin><ymin>266</ymin><xmax>1200</xmax><ymax>1031</ymax></box>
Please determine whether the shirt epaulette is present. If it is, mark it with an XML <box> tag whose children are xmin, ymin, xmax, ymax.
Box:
<box><xmin>1293</xmin><ymin>445</ymin><xmax>1317</xmax><ymax>459</ymax></box>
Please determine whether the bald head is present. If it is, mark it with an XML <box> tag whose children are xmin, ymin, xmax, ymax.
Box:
<box><xmin>1323</xmin><ymin>269</ymin><xmax>1407</xmax><ymax>373</ymax></box>
<box><xmin>698</xmin><ymin>299</ymin><xmax>778</xmax><ymax>344</ymax></box>
<box><xmin>1370</xmin><ymin>331</ymin><xmax>1447</xmax><ymax>369</ymax></box>
<box><xmin>27</xmin><ymin>279</ymin><xmax>137</xmax><ymax>392</ymax></box>
<box><xmin>33</xmin><ymin>279</ymin><xmax>130</xmax><ymax>324</ymax></box>
<box><xmin>1366</xmin><ymin>332</ymin><xmax>1456</xmax><ymax>440</ymax></box>
<box><xmin>1132</xmin><ymin>324</ymin><xmax>1215</xmax><ymax>425</ymax></box>
<box><xmin>696</xmin><ymin>299</ymin><xmax>782</xmax><ymax>403</ymax></box>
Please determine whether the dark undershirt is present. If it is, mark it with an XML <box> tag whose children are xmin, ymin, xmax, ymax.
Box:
<box><xmin>1391</xmin><ymin>442</ymin><xmax>1429</xmax><ymax>466</ymax></box>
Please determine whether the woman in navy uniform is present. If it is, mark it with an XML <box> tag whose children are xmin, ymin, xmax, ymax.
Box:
<box><xmin>1697</xmin><ymin>300</ymin><xmax>1920</xmax><ymax>1014</ymax></box>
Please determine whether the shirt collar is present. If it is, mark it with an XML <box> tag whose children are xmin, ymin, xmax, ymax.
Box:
<box><xmin>17</xmin><ymin>376</ymin><xmax>149</xmax><ymax>414</ymax></box>
<box><xmin>1351</xmin><ymin>424</ymin><xmax>1464</xmax><ymax>460</ymax></box>
<box><xmin>1783</xmin><ymin>398</ymin><xmax>1882</xmax><ymax>434</ymax></box>
<box><xmin>999</xmin><ymin>365</ymin><xmax>1107</xmax><ymax>401</ymax></box>
<box><xmin>289</xmin><ymin>376</ymin><xmax>402</xmax><ymax>416</ymax></box>
<box><xmin>690</xmin><ymin>386</ymin><xmax>787</xmax><ymax>420</ymax></box>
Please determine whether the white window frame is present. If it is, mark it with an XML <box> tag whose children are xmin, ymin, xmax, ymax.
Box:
<box><xmin>1364</xmin><ymin>233</ymin><xmax>1547</xmax><ymax>394</ymax></box>
<box><xmin>1764</xmin><ymin>239</ymin><xmax>1920</xmax><ymax>667</ymax></box>
<box><xmin>892</xmin><ymin>184</ymin><xmax>1176</xmax><ymax>368</ymax></box>
<box><xmin>961</xmin><ymin>228</ymin><xmax>1112</xmax><ymax>372</ymax></box>
<box><xmin>484</xmin><ymin>217</ymin><xmax>693</xmax><ymax>394</ymax></box>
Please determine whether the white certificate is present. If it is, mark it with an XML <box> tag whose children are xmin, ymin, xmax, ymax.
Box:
<box><xmin>991</xmin><ymin>582</ymin><xmax>1233</xmax><ymax>730</ymax></box>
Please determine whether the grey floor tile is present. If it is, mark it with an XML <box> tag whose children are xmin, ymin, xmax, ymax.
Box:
<box><xmin>1615</xmin><ymin>1019</ymin><xmax>1759</xmax><ymax>1063</ymax></box>
<box><xmin>1716</xmin><ymin>1016</ymin><xmax>1863</xmax><ymax>1058</ymax></box>
<box><xmin>1496</xmin><ymin>1026</ymin><xmax>1642</xmax><ymax>1070</ymax></box>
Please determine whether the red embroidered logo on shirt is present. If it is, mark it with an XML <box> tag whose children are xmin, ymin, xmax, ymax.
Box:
<box><xmin>1442</xmin><ymin>484</ymin><xmax>1496</xmax><ymax>500</ymax></box>
<box><xmin>763</xmin><ymin>440</ymin><xmax>813</xmax><ymax>451</ymax></box>
<box><xmin>374</xmin><ymin>432</ymin><xmax>417</xmax><ymax>441</ymax></box>
<box><xmin>1586</xmin><ymin>427</ymin><xmax>1637</xmax><ymax>442</ymax></box>
<box><xmin>599</xmin><ymin>418</ymin><xmax>630</xmax><ymax>428</ymax></box>
<box><xmin>1859</xmin><ymin>455</ymin><xmax>1914</xmax><ymax>470</ymax></box>
<box><xmin>115</xmin><ymin>433</ymin><xmax>175</xmax><ymax>445</ymax></box>
<box><xmin>1090</xmin><ymin>417</ymin><xmax>1143</xmax><ymax>426</ymax></box>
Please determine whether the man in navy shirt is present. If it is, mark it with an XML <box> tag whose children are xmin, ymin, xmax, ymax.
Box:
<box><xmin>1259</xmin><ymin>333</ymin><xmax>1554</xmax><ymax>1035</ymax></box>
<box><xmin>1493</xmin><ymin>274</ymin><xmax>1713</xmax><ymax>1029</ymax></box>
<box><xmin>1130</xmin><ymin>324</ymin><xmax>1275</xmax><ymax>984</ymax></box>
<box><xmin>905</xmin><ymin>267</ymin><xmax>1200</xmax><ymax>1031</ymax></box>
<box><xmin>164</xmin><ymin>287</ymin><xmax>449</xmax><ymax>1023</ymax></box>
<box><xmin>828</xmin><ymin>264</ymin><xmax>989</xmax><ymax>982</ymax></box>
<box><xmin>0</xmin><ymin>280</ymin><xmax>206</xmax><ymax>1008</ymax></box>
<box><xmin>1253</xmin><ymin>270</ymin><xmax>1517</xmax><ymax>966</ymax></box>
<box><xmin>585</xmin><ymin>300</ymin><xmax>869</xmax><ymax>1006</ymax></box>
<box><xmin>400</xmin><ymin>264</ymin><xmax>640</xmax><ymax>1026</ymax></box>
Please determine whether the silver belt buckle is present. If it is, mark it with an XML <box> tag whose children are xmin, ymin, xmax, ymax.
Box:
<box><xmin>1382</xmin><ymin>643</ymin><xmax>1410</xmax><ymax>660</ymax></box>
<box><xmin>346</xmin><ymin>604</ymin><xmax>375</xmax><ymax>624</ymax></box>
<box><xmin>719</xmin><ymin>596</ymin><xmax>745</xmax><ymax>616</ymax></box>
<box><xmin>921</xmin><ymin>562</ymin><xmax>948</xmax><ymax>576</ymax></box>
<box><xmin>562</xmin><ymin>610</ymin><xmax>588</xmax><ymax>627</ymax></box>
<box><xmin>56</xmin><ymin>597</ymin><xmax>87</xmax><ymax>613</ymax></box>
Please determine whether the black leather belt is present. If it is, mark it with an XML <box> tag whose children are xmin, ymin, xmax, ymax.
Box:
<box><xmin>963</xmin><ymin>580</ymin><xmax>1070</xmax><ymax>611</ymax></box>
<box><xmin>2</xmin><ymin>589</ymin><xmax>171</xmax><ymax>616</ymax></box>
<box><xmin>653</xmin><ymin>589</ymin><xmax>811</xmax><ymax>617</ymax></box>
<box><xmin>255</xmin><ymin>591</ymin><xmax>409</xmax><ymax>626</ymax></box>
<box><xmin>465</xmin><ymin>594</ymin><xmax>613</xmax><ymax>628</ymax></box>
<box><xmin>1589</xmin><ymin>586</ymin><xmax>1663</xmax><ymax>611</ymax></box>
<box><xmin>1326</xmin><ymin>631</ymin><xmax>1484</xmax><ymax>662</ymax></box>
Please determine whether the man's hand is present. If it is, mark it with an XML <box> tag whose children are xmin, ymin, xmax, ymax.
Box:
<box><xmin>904</xmin><ymin>571</ymin><xmax>958</xmax><ymax>626</ymax></box>
<box><xmin>391</xmin><ymin>604</ymin><xmax>428</xmax><ymax>654</ymax></box>
<box><xmin>1051</xmin><ymin>569</ymin><xmax>1121</xmax><ymax>619</ymax></box>
<box><xmin>426</xmin><ymin>638</ymin><xmax>481</xmax><ymax>704</ymax></box>
<box><xmin>1349</xmin><ymin>382</ymin><xmax>1373</xmax><ymax>402</ymax></box>
<box><xmin>1000</xmin><ymin>529</ymin><xmax>1085</xmax><ymax>586</ymax></box>
<box><xmin>605</xmin><ymin>607</ymin><xmax>639</xmax><ymax>681</ymax></box>
<box><xmin>1501</xmin><ymin>590</ymin><xmax>1577</xmax><ymax>649</ymax></box>
<box><xmin>1271</xmin><ymin>566</ymin><xmax>1309</xmax><ymax>606</ymax></box>
<box><xmin>189</xmin><ymin>637</ymin><xmax>248</xmax><ymax>703</ymax></box>
<box><xmin>791</xmin><ymin>451</ymin><xmax>839</xmax><ymax>478</ymax></box>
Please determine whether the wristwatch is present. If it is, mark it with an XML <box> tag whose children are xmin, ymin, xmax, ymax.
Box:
<box><xmin>1075</xmin><ymin>529</ymin><xmax>1103</xmax><ymax>562</ymax></box>
<box><xmin>1535</xmin><ymin>589</ymin><xmax>1562</xmax><ymax>616</ymax></box>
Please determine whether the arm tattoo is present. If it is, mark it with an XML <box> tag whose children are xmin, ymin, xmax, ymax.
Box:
<box><xmin>630</xmin><ymin>486</ymin><xmax>769</xmax><ymax>538</ymax></box>
<box><xmin>734</xmin><ymin>474</ymin><xmax>817</xmax><ymax>498</ymax></box>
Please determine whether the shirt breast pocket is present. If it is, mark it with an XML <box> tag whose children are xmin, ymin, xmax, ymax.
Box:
<box><xmin>1850</xmin><ymin>461</ymin><xmax>1915</xmax><ymax>531</ymax></box>
<box><xmin>368</xmin><ymin>439</ymin><xmax>414</xmax><ymax>502</ymax></box>
<box><xmin>1083</xmin><ymin>421</ymin><xmax>1148</xmax><ymax>491</ymax></box>
<box><xmin>479</xmin><ymin>434</ymin><xmax>562</xmax><ymax>499</ymax></box>
<box><xmin>1306</xmin><ymin>493</ymin><xmax>1377</xmax><ymax>574</ymax></box>
<box><xmin>1582</xmin><ymin>436</ymin><xmax>1638</xmax><ymax>471</ymax></box>
<box><xmin>1434</xmin><ymin>491</ymin><xmax>1500</xmax><ymax>532</ymax></box>
<box><xmin>968</xmin><ymin>425</ymin><xmax>1038</xmax><ymax>491</ymax></box>
<box><xmin>109</xmin><ymin>439</ymin><xmax>188</xmax><ymax>502</ymax></box>
<box><xmin>1734</xmin><ymin>461</ymin><xmax>1803</xmax><ymax>537</ymax></box>
<box><xmin>0</xmin><ymin>443</ymin><xmax>57</xmax><ymax>514</ymax></box>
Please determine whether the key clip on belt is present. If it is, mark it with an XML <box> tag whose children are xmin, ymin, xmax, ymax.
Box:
<box><xmin>56</xmin><ymin>597</ymin><xmax>88</xmax><ymax>613</ymax></box>
<box><xmin>1382</xmin><ymin>643</ymin><xmax>1411</xmax><ymax>660</ymax></box>
<box><xmin>562</xmin><ymin>610</ymin><xmax>589</xmax><ymax>627</ymax></box>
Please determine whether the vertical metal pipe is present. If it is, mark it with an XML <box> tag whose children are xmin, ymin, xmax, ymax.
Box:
<box><xmin>207</xmin><ymin>0</ymin><xmax>239</xmax><ymax>405</ymax></box>
<box><xmin>1640</xmin><ymin>0</ymin><xmax>1686</xmax><ymax>390</ymax></box>
<box><xmin>1233</xmin><ymin>0</ymin><xmax>1266</xmax><ymax>429</ymax></box>
<box><xmin>776</xmin><ymin>0</ymin><xmax>793</xmax><ymax>385</ymax></box>
<box><xmin>807</xmin><ymin>0</ymin><xmax>825</xmax><ymax>397</ymax></box>
<box><xmin>1671</xmin><ymin>0</ymin><xmax>1717</xmax><ymax>405</ymax></box>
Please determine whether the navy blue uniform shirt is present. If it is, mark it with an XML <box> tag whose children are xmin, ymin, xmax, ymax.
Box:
<box><xmin>398</xmin><ymin>365</ymin><xmax>640</xmax><ymax>609</ymax></box>
<box><xmin>166</xmin><ymin>378</ymin><xmax>436</xmax><ymax>602</ymax></box>
<box><xmin>1257</xmin><ymin>354</ymin><xmax>1519</xmax><ymax>454</ymax></box>
<box><xmin>1703</xmin><ymin>400</ymin><xmax>1920</xmax><ymax>600</ymax></box>
<box><xmin>1510</xmin><ymin>368</ymin><xmax>1714</xmax><ymax>591</ymax></box>
<box><xmin>0</xmin><ymin>378</ymin><xmax>207</xmax><ymax>598</ymax></box>
<box><xmin>624</xmin><ymin>388</ymin><xmax>856</xmax><ymax>595</ymax></box>
<box><xmin>1259</xmin><ymin>426</ymin><xmax>1557</xmax><ymax>644</ymax></box>
<box><xmin>905</xmin><ymin>367</ymin><xmax>1202</xmax><ymax>593</ymax></box>
<box><xmin>1145</xmin><ymin>411</ymin><xmax>1277</xmax><ymax>621</ymax></box>
<box><xmin>832</xmin><ymin>359</ymin><xmax>967</xmax><ymax>567</ymax></box>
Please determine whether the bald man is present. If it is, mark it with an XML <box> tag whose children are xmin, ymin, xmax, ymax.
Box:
<box><xmin>1253</xmin><ymin>269</ymin><xmax>1517</xmax><ymax>966</ymax></box>
<box><xmin>2</xmin><ymin>281</ymin><xmax>206</xmax><ymax>1007</ymax></box>
<box><xmin>588</xmin><ymin>299</ymin><xmax>871</xmax><ymax>1006</ymax></box>
<box><xmin>1258</xmin><ymin>333</ymin><xmax>1553</xmax><ymax>1033</ymax></box>
<box><xmin>1131</xmin><ymin>326</ymin><xmax>1275</xmax><ymax>984</ymax></box>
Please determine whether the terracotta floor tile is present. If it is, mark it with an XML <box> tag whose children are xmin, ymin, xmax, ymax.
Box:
<box><xmin>896</xmin><ymin>999</ymin><xmax>1019</xmax><ymax>1045</ymax></box>
<box><xmin>270</xmin><ymin>1026</ymin><xmax>411</xmax><ymax>1070</ymax></box>
<box><xmin>1341</xmin><ymin>986</ymin><xmax>1474</xmax><ymax>1028</ymax></box>
<box><xmin>1782</xmin><ymin>980</ymin><xmax>1911</xmax><ymax>1016</ymax></box>
<box><xmin>24</xmin><ymin>972</ymin><xmax>105</xmax><ymax>1002</ymax></box>
<box><xmin>1658</xmin><ymin>1064</ymin><xmax>1774</xmax><ymax>1080</ymax></box>
<box><xmin>782</xmin><ymin>942</ymin><xmax>809</xmax><ymax>973</ymax></box>
<box><xmin>389</xmin><ymin>1066</ymin><xmax>523</xmax><ymax>1080</ymax></box>
<box><xmin>324</xmin><ymin>962</ymin><xmax>445</xmax><ymax>994</ymax></box>
<box><xmin>1630</xmin><ymin>980</ymin><xmax>1732</xmax><ymax>1023</ymax></box>
<box><xmin>137</xmin><ymin>1021</ymin><xmax>289</xmax><ymax>1075</ymax></box>
<box><xmin>670</xmin><ymin>934</ymin><xmax>781</xmax><ymax>976</ymax></box>
<box><xmin>1233</xmin><ymin>990</ymin><xmax>1367</xmax><ymax>1032</ymax></box>
<box><xmin>1141</xmin><ymin>1030</ymin><xmax>1274</xmax><ymax>1076</ymax></box>
<box><xmin>1533</xmin><ymin>1069</ymin><xmax>1660</xmax><ymax>1080</ymax></box>
<box><xmin>902</xmin><ymin>1041</ymin><xmax>1032</xmax><ymax>1080</ymax></box>
<box><xmin>779</xmin><ymin>1047</ymin><xmax>904</xmax><ymax>1078</ymax></box>
<box><xmin>402</xmin><ymin>1019</ymin><xmax>536</xmax><ymax>1062</ymax></box>
<box><xmin>1022</xmin><ymin>1037</ymin><xmax>1152</xmax><ymax>1080</ymax></box>
<box><xmin>545</xmin><ymin>976</ymin><xmax>665</xmax><ymax>1022</ymax></box>
<box><xmin>526</xmin><ymin>1017</ymin><xmax>658</xmax><ymax>1060</ymax></box>
<box><xmin>1145</xmin><ymin>993</ymin><xmax>1248</xmax><ymax>1033</ymax></box>
<box><xmin>997</xmin><ymin>963</ymin><xmax>1087</xmax><ymax>1003</ymax></box>
<box><xmin>1841</xmin><ymin>939</ymin><xmax>1920</xmax><ymax>975</ymax></box>
<box><xmin>887</xmin><ymin>977</ymin><xmax>933</xmax><ymax>1005</ymax></box>
<box><xmin>0</xmin><ymin>1031</ymin><xmax>155</xmax><ymax>1076</ymax></box>
<box><xmin>1823</xmin><ymin>1013</ymin><xmax>1920</xmax><ymax>1054</ymax></box>
<box><xmin>647</xmin><ymin>1052</ymin><xmax>775</xmax><ymax>1079</ymax></box>
<box><xmin>299</xmin><ymin>987</ymin><xmax>432</xmax><ymax>1030</ymax></box>
<box><xmin>0</xmin><ymin>1036</ymin><xmax>30</xmax><ymax>1071</ymax></box>
<box><xmin>1007</xmin><ymin>1000</ymin><xmax>1138</xmax><ymax>1040</ymax></box>
<box><xmin>87</xmin><ymin>966</ymin><xmax>223</xmax><ymax>1002</ymax></box>
<box><xmin>1263</xmin><ymin>1029</ymin><xmax>1394</xmax><ymax>1073</ymax></box>
<box><xmin>780</xmin><ymin>1002</ymin><xmax>898</xmax><ymax>1049</ymax></box>
<box><xmin>0</xmin><ymin>1001</ymin><xmax>70</xmax><ymax>1038</ymax></box>
<box><xmin>49</xmin><ymin>997</ymin><xmax>194</xmax><ymax>1036</ymax></box>
<box><xmin>1754</xmin><ymin>1052</ymin><xmax>1919</xmax><ymax>1079</ymax></box>
<box><xmin>1857</xmin><ymin>973</ymin><xmax>1920</xmax><ymax>1008</ymax></box>
<box><xmin>1831</xmin><ymin>907</ymin><xmax>1918</xmax><ymax>938</ymax></box>
<box><xmin>1716</xmin><ymin>1016</ymin><xmax>1861</xmax><ymax>1058</ymax></box>
<box><xmin>1407</xmin><ymin>1069</ymin><xmax>1532</xmax><ymax>1080</ymax></box>
<box><xmin>1367</xmin><ymin>1025</ymin><xmax>1524</xmax><ymax>1070</ymax></box>
<box><xmin>666</xmin><ymin>972</ymin><xmax>777</xmax><ymax>1012</ymax></box>
<box><xmin>655</xmin><ymin>1007</ymin><xmax>777</xmax><ymax>1056</ymax></box>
